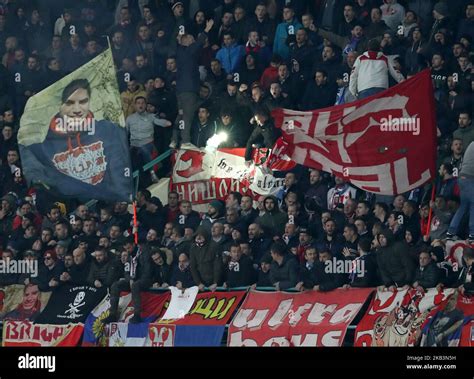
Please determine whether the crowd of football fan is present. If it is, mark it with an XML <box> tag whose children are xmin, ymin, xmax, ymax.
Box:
<box><xmin>0</xmin><ymin>0</ymin><xmax>473</xmax><ymax>323</ymax></box>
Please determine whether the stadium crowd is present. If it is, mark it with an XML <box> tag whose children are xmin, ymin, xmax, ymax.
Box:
<box><xmin>0</xmin><ymin>0</ymin><xmax>473</xmax><ymax>323</ymax></box>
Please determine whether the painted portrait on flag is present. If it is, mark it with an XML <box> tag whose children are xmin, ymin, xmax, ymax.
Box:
<box><xmin>18</xmin><ymin>49</ymin><xmax>133</xmax><ymax>202</ymax></box>
<box><xmin>0</xmin><ymin>284</ymin><xmax>51</xmax><ymax>322</ymax></box>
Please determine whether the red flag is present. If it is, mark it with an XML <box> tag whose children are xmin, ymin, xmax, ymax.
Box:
<box><xmin>270</xmin><ymin>69</ymin><xmax>437</xmax><ymax>195</ymax></box>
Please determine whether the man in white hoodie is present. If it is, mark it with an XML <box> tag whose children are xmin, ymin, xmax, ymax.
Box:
<box><xmin>349</xmin><ymin>38</ymin><xmax>404</xmax><ymax>99</ymax></box>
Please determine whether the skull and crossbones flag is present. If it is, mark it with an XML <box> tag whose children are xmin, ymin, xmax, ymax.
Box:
<box><xmin>35</xmin><ymin>285</ymin><xmax>106</xmax><ymax>325</ymax></box>
<box><xmin>18</xmin><ymin>48</ymin><xmax>133</xmax><ymax>202</ymax></box>
<box><xmin>269</xmin><ymin>69</ymin><xmax>437</xmax><ymax>196</ymax></box>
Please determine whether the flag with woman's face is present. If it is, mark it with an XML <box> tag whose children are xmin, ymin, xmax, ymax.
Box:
<box><xmin>18</xmin><ymin>48</ymin><xmax>133</xmax><ymax>202</ymax></box>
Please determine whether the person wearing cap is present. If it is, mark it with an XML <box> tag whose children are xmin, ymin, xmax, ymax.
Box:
<box><xmin>429</xmin><ymin>2</ymin><xmax>453</xmax><ymax>44</ymax></box>
<box><xmin>201</xmin><ymin>200</ymin><xmax>226</xmax><ymax>233</ymax></box>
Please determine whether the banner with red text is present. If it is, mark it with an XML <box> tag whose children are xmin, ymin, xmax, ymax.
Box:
<box><xmin>270</xmin><ymin>69</ymin><xmax>436</xmax><ymax>195</ymax></box>
<box><xmin>227</xmin><ymin>289</ymin><xmax>373</xmax><ymax>347</ymax></box>
<box><xmin>3</xmin><ymin>320</ymin><xmax>84</xmax><ymax>346</ymax></box>
<box><xmin>171</xmin><ymin>148</ymin><xmax>291</xmax><ymax>212</ymax></box>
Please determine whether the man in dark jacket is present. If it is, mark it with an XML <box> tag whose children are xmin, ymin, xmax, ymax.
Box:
<box><xmin>256</xmin><ymin>253</ymin><xmax>273</xmax><ymax>287</ymax></box>
<box><xmin>171</xmin><ymin>19</ymin><xmax>214</xmax><ymax>148</ymax></box>
<box><xmin>190</xmin><ymin>227</ymin><xmax>223</xmax><ymax>291</ymax></box>
<box><xmin>345</xmin><ymin>238</ymin><xmax>379</xmax><ymax>288</ymax></box>
<box><xmin>300</xmin><ymin>70</ymin><xmax>338</xmax><ymax>111</ymax></box>
<box><xmin>248</xmin><ymin>223</ymin><xmax>272</xmax><ymax>264</ymax></box>
<box><xmin>224</xmin><ymin>243</ymin><xmax>256</xmax><ymax>288</ymax></box>
<box><xmin>35</xmin><ymin>250</ymin><xmax>64</xmax><ymax>291</ymax></box>
<box><xmin>65</xmin><ymin>248</ymin><xmax>91</xmax><ymax>286</ymax></box>
<box><xmin>88</xmin><ymin>248</ymin><xmax>119</xmax><ymax>289</ymax></box>
<box><xmin>376</xmin><ymin>229</ymin><xmax>416</xmax><ymax>290</ymax></box>
<box><xmin>255</xmin><ymin>196</ymin><xmax>288</xmax><ymax>238</ymax></box>
<box><xmin>175</xmin><ymin>200</ymin><xmax>201</xmax><ymax>231</ymax></box>
<box><xmin>170</xmin><ymin>252</ymin><xmax>195</xmax><ymax>289</ymax></box>
<box><xmin>413</xmin><ymin>250</ymin><xmax>441</xmax><ymax>290</ymax></box>
<box><xmin>455</xmin><ymin>247</ymin><xmax>474</xmax><ymax>296</ymax></box>
<box><xmin>296</xmin><ymin>247</ymin><xmax>319</xmax><ymax>291</ymax></box>
<box><xmin>313</xmin><ymin>250</ymin><xmax>347</xmax><ymax>292</ymax></box>
<box><xmin>269</xmin><ymin>242</ymin><xmax>299</xmax><ymax>290</ymax></box>
<box><xmin>149</xmin><ymin>249</ymin><xmax>171</xmax><ymax>288</ymax></box>
<box><xmin>245</xmin><ymin>107</ymin><xmax>277</xmax><ymax>162</ymax></box>
<box><xmin>104</xmin><ymin>246</ymin><xmax>152</xmax><ymax>324</ymax></box>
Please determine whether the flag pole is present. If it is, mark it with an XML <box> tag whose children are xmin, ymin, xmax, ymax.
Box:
<box><xmin>133</xmin><ymin>202</ymin><xmax>139</xmax><ymax>245</ymax></box>
<box><xmin>425</xmin><ymin>183</ymin><xmax>436</xmax><ymax>237</ymax></box>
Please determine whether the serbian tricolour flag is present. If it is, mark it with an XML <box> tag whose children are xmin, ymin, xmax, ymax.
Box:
<box><xmin>269</xmin><ymin>69</ymin><xmax>437</xmax><ymax>195</ymax></box>
<box><xmin>18</xmin><ymin>48</ymin><xmax>133</xmax><ymax>201</ymax></box>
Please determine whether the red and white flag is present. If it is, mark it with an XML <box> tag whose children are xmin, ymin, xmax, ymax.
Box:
<box><xmin>270</xmin><ymin>69</ymin><xmax>437</xmax><ymax>195</ymax></box>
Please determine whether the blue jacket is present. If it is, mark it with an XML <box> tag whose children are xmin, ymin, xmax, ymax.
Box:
<box><xmin>273</xmin><ymin>19</ymin><xmax>303</xmax><ymax>60</ymax></box>
<box><xmin>216</xmin><ymin>43</ymin><xmax>245</xmax><ymax>74</ymax></box>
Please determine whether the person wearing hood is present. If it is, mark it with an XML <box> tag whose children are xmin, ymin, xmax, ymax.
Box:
<box><xmin>405</xmin><ymin>224</ymin><xmax>425</xmax><ymax>263</ymax></box>
<box><xmin>269</xmin><ymin>241</ymin><xmax>298</xmax><ymax>291</ymax></box>
<box><xmin>380</xmin><ymin>0</ymin><xmax>406</xmax><ymax>31</ymax></box>
<box><xmin>376</xmin><ymin>229</ymin><xmax>416</xmax><ymax>290</ymax></box>
<box><xmin>255</xmin><ymin>195</ymin><xmax>288</xmax><ymax>238</ymax></box>
<box><xmin>189</xmin><ymin>226</ymin><xmax>223</xmax><ymax>291</ymax></box>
